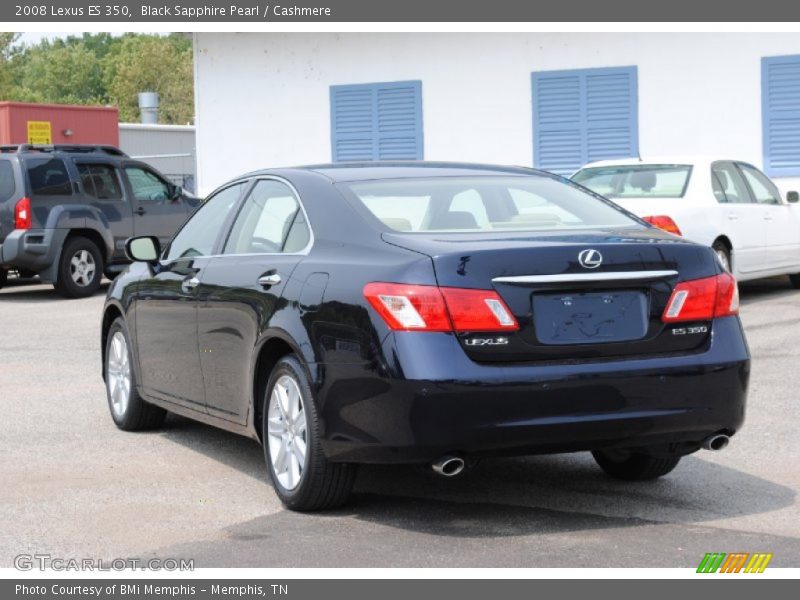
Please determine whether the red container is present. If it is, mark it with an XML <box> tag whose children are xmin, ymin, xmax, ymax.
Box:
<box><xmin>0</xmin><ymin>101</ymin><xmax>119</xmax><ymax>146</ymax></box>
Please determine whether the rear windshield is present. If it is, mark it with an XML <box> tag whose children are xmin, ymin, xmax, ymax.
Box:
<box><xmin>0</xmin><ymin>161</ymin><xmax>15</xmax><ymax>202</ymax></box>
<box><xmin>572</xmin><ymin>165</ymin><xmax>692</xmax><ymax>199</ymax></box>
<box><xmin>341</xmin><ymin>175</ymin><xmax>639</xmax><ymax>233</ymax></box>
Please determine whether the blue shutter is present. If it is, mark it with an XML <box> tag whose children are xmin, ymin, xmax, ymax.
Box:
<box><xmin>533</xmin><ymin>67</ymin><xmax>638</xmax><ymax>176</ymax></box>
<box><xmin>762</xmin><ymin>55</ymin><xmax>800</xmax><ymax>177</ymax></box>
<box><xmin>331</xmin><ymin>81</ymin><xmax>423</xmax><ymax>162</ymax></box>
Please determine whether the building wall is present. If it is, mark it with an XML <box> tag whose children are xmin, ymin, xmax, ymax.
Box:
<box><xmin>119</xmin><ymin>123</ymin><xmax>197</xmax><ymax>192</ymax></box>
<box><xmin>194</xmin><ymin>33</ymin><xmax>800</xmax><ymax>195</ymax></box>
<box><xmin>0</xmin><ymin>102</ymin><xmax>118</xmax><ymax>146</ymax></box>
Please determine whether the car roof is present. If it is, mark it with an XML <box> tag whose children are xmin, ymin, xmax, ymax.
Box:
<box><xmin>578</xmin><ymin>156</ymin><xmax>757</xmax><ymax>170</ymax></box>
<box><xmin>235</xmin><ymin>161</ymin><xmax>550</xmax><ymax>183</ymax></box>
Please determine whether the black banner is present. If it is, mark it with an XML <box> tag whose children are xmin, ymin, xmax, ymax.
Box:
<box><xmin>4</xmin><ymin>579</ymin><xmax>798</xmax><ymax>600</ymax></box>
<box><xmin>4</xmin><ymin>0</ymin><xmax>800</xmax><ymax>22</ymax></box>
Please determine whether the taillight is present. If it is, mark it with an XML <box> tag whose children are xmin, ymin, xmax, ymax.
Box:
<box><xmin>15</xmin><ymin>197</ymin><xmax>31</xmax><ymax>230</ymax></box>
<box><xmin>662</xmin><ymin>273</ymin><xmax>739</xmax><ymax>323</ymax></box>
<box><xmin>643</xmin><ymin>215</ymin><xmax>682</xmax><ymax>236</ymax></box>
<box><xmin>363</xmin><ymin>283</ymin><xmax>518</xmax><ymax>332</ymax></box>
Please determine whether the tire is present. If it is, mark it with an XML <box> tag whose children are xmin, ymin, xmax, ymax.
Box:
<box><xmin>789</xmin><ymin>273</ymin><xmax>800</xmax><ymax>289</ymax></box>
<box><xmin>262</xmin><ymin>354</ymin><xmax>356</xmax><ymax>511</ymax></box>
<box><xmin>592</xmin><ymin>448</ymin><xmax>681</xmax><ymax>481</ymax></box>
<box><xmin>54</xmin><ymin>236</ymin><xmax>104</xmax><ymax>298</ymax></box>
<box><xmin>712</xmin><ymin>240</ymin><xmax>731</xmax><ymax>273</ymax></box>
<box><xmin>0</xmin><ymin>268</ymin><xmax>7</xmax><ymax>290</ymax></box>
<box><xmin>104</xmin><ymin>317</ymin><xmax>166</xmax><ymax>431</ymax></box>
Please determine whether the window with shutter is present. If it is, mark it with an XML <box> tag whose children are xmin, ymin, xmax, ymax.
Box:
<box><xmin>330</xmin><ymin>81</ymin><xmax>423</xmax><ymax>162</ymax></box>
<box><xmin>762</xmin><ymin>55</ymin><xmax>800</xmax><ymax>177</ymax></box>
<box><xmin>532</xmin><ymin>66</ymin><xmax>638</xmax><ymax>176</ymax></box>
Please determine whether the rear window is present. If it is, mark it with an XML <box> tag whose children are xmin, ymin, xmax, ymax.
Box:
<box><xmin>341</xmin><ymin>175</ymin><xmax>639</xmax><ymax>233</ymax></box>
<box><xmin>572</xmin><ymin>165</ymin><xmax>692</xmax><ymax>199</ymax></box>
<box><xmin>25</xmin><ymin>158</ymin><xmax>73</xmax><ymax>196</ymax></box>
<box><xmin>77</xmin><ymin>164</ymin><xmax>123</xmax><ymax>200</ymax></box>
<box><xmin>0</xmin><ymin>161</ymin><xmax>15</xmax><ymax>202</ymax></box>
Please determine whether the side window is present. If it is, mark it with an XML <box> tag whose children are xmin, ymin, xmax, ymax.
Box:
<box><xmin>125</xmin><ymin>166</ymin><xmax>171</xmax><ymax>202</ymax></box>
<box><xmin>739</xmin><ymin>164</ymin><xmax>781</xmax><ymax>205</ymax></box>
<box><xmin>711</xmin><ymin>162</ymin><xmax>751</xmax><ymax>204</ymax></box>
<box><xmin>77</xmin><ymin>164</ymin><xmax>122</xmax><ymax>200</ymax></box>
<box><xmin>25</xmin><ymin>158</ymin><xmax>72</xmax><ymax>196</ymax></box>
<box><xmin>0</xmin><ymin>161</ymin><xmax>15</xmax><ymax>202</ymax></box>
<box><xmin>224</xmin><ymin>180</ymin><xmax>310</xmax><ymax>254</ymax></box>
<box><xmin>165</xmin><ymin>183</ymin><xmax>246</xmax><ymax>260</ymax></box>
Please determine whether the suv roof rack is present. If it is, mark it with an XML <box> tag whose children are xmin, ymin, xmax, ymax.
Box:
<box><xmin>0</xmin><ymin>144</ymin><xmax>128</xmax><ymax>157</ymax></box>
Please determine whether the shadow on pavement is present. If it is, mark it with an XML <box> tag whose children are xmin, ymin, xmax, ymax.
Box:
<box><xmin>157</xmin><ymin>414</ymin><xmax>795</xmax><ymax>554</ymax></box>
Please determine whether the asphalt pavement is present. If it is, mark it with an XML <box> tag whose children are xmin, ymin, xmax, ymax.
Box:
<box><xmin>1</xmin><ymin>275</ymin><xmax>799</xmax><ymax>568</ymax></box>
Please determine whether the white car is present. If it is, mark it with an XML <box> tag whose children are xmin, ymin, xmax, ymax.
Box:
<box><xmin>572</xmin><ymin>157</ymin><xmax>800</xmax><ymax>285</ymax></box>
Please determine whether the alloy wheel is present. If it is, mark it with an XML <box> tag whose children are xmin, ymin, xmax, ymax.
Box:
<box><xmin>715</xmin><ymin>248</ymin><xmax>731</xmax><ymax>272</ymax></box>
<box><xmin>70</xmin><ymin>249</ymin><xmax>96</xmax><ymax>287</ymax></box>
<box><xmin>267</xmin><ymin>374</ymin><xmax>308</xmax><ymax>490</ymax></box>
<box><xmin>106</xmin><ymin>331</ymin><xmax>131</xmax><ymax>418</ymax></box>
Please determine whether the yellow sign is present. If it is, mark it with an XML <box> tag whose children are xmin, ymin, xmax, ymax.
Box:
<box><xmin>27</xmin><ymin>120</ymin><xmax>52</xmax><ymax>144</ymax></box>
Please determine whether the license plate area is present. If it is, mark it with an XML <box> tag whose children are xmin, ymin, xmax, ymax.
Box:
<box><xmin>532</xmin><ymin>290</ymin><xmax>648</xmax><ymax>345</ymax></box>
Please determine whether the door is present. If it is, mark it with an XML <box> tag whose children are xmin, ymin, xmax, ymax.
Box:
<box><xmin>197</xmin><ymin>178</ymin><xmax>312</xmax><ymax>423</ymax></box>
<box><xmin>737</xmin><ymin>163</ymin><xmax>800</xmax><ymax>270</ymax></box>
<box><xmin>123</xmin><ymin>163</ymin><xmax>189</xmax><ymax>247</ymax></box>
<box><xmin>710</xmin><ymin>161</ymin><xmax>766</xmax><ymax>275</ymax></box>
<box><xmin>75</xmin><ymin>161</ymin><xmax>132</xmax><ymax>261</ymax></box>
<box><xmin>133</xmin><ymin>181</ymin><xmax>247</xmax><ymax>411</ymax></box>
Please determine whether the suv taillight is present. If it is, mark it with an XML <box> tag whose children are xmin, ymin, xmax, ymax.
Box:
<box><xmin>363</xmin><ymin>283</ymin><xmax>519</xmax><ymax>332</ymax></box>
<box><xmin>15</xmin><ymin>197</ymin><xmax>32</xmax><ymax>230</ymax></box>
<box><xmin>662</xmin><ymin>273</ymin><xmax>739</xmax><ymax>323</ymax></box>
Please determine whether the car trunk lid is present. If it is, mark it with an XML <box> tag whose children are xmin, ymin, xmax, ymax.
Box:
<box><xmin>383</xmin><ymin>227</ymin><xmax>718</xmax><ymax>362</ymax></box>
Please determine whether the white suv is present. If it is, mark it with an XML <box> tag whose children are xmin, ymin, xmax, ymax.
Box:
<box><xmin>573</xmin><ymin>157</ymin><xmax>800</xmax><ymax>285</ymax></box>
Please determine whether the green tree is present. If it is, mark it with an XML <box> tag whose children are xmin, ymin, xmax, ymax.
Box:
<box><xmin>10</xmin><ymin>40</ymin><xmax>104</xmax><ymax>104</ymax></box>
<box><xmin>103</xmin><ymin>34</ymin><xmax>193</xmax><ymax>124</ymax></box>
<box><xmin>0</xmin><ymin>32</ymin><xmax>20</xmax><ymax>99</ymax></box>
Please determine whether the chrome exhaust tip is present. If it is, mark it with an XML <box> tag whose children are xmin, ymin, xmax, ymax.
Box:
<box><xmin>702</xmin><ymin>433</ymin><xmax>730</xmax><ymax>451</ymax></box>
<box><xmin>431</xmin><ymin>455</ymin><xmax>465</xmax><ymax>477</ymax></box>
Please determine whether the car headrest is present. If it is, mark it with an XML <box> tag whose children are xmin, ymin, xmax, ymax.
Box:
<box><xmin>629</xmin><ymin>170</ymin><xmax>657</xmax><ymax>192</ymax></box>
<box><xmin>434</xmin><ymin>211</ymin><xmax>479</xmax><ymax>230</ymax></box>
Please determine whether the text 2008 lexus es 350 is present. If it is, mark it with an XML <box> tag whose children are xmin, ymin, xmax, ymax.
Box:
<box><xmin>101</xmin><ymin>162</ymin><xmax>749</xmax><ymax>511</ymax></box>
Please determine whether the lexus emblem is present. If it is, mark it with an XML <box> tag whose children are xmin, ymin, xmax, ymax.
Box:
<box><xmin>578</xmin><ymin>249</ymin><xmax>603</xmax><ymax>269</ymax></box>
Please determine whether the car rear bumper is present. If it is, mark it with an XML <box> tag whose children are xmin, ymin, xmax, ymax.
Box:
<box><xmin>318</xmin><ymin>316</ymin><xmax>750</xmax><ymax>464</ymax></box>
<box><xmin>0</xmin><ymin>228</ymin><xmax>67</xmax><ymax>280</ymax></box>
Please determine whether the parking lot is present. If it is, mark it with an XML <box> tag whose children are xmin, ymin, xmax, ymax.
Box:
<box><xmin>1</xmin><ymin>276</ymin><xmax>799</xmax><ymax>568</ymax></box>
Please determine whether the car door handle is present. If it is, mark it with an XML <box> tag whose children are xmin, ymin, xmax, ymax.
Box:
<box><xmin>135</xmin><ymin>206</ymin><xmax>146</xmax><ymax>216</ymax></box>
<box><xmin>727</xmin><ymin>212</ymin><xmax>738</xmax><ymax>220</ymax></box>
<box><xmin>258</xmin><ymin>273</ymin><xmax>282</xmax><ymax>287</ymax></box>
<box><xmin>181</xmin><ymin>276</ymin><xmax>200</xmax><ymax>293</ymax></box>
<box><xmin>764</xmin><ymin>213</ymin><xmax>774</xmax><ymax>221</ymax></box>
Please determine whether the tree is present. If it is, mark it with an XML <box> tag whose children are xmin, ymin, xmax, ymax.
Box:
<box><xmin>10</xmin><ymin>40</ymin><xmax>104</xmax><ymax>105</ymax></box>
<box><xmin>103</xmin><ymin>34</ymin><xmax>193</xmax><ymax>124</ymax></box>
<box><xmin>0</xmin><ymin>32</ymin><xmax>20</xmax><ymax>99</ymax></box>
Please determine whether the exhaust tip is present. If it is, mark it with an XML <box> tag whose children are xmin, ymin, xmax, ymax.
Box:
<box><xmin>432</xmin><ymin>455</ymin><xmax>465</xmax><ymax>477</ymax></box>
<box><xmin>702</xmin><ymin>434</ymin><xmax>730</xmax><ymax>451</ymax></box>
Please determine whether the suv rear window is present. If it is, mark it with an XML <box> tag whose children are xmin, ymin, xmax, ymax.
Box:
<box><xmin>572</xmin><ymin>165</ymin><xmax>692</xmax><ymax>199</ymax></box>
<box><xmin>341</xmin><ymin>175</ymin><xmax>638</xmax><ymax>233</ymax></box>
<box><xmin>0</xmin><ymin>161</ymin><xmax>15</xmax><ymax>202</ymax></box>
<box><xmin>25</xmin><ymin>158</ymin><xmax>73</xmax><ymax>196</ymax></box>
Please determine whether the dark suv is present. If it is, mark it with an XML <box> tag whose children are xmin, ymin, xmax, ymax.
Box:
<box><xmin>0</xmin><ymin>144</ymin><xmax>199</xmax><ymax>297</ymax></box>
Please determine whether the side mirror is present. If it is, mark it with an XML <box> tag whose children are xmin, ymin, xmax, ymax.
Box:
<box><xmin>125</xmin><ymin>236</ymin><xmax>161</xmax><ymax>264</ymax></box>
<box><xmin>169</xmin><ymin>184</ymin><xmax>184</xmax><ymax>200</ymax></box>
<box><xmin>787</xmin><ymin>191</ymin><xmax>799</xmax><ymax>203</ymax></box>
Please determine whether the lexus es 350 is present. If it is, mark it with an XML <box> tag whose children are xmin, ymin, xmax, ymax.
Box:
<box><xmin>101</xmin><ymin>163</ymin><xmax>750</xmax><ymax>511</ymax></box>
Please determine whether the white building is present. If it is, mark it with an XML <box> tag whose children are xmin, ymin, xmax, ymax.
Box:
<box><xmin>193</xmin><ymin>33</ymin><xmax>800</xmax><ymax>196</ymax></box>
